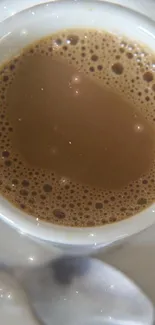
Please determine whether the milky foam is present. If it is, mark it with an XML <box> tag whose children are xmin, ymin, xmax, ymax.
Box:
<box><xmin>0</xmin><ymin>29</ymin><xmax>155</xmax><ymax>227</ymax></box>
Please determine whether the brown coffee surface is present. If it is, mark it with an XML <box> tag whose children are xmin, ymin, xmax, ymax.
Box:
<box><xmin>0</xmin><ymin>29</ymin><xmax>155</xmax><ymax>226</ymax></box>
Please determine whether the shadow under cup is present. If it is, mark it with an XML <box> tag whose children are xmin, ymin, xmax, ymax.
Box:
<box><xmin>0</xmin><ymin>0</ymin><xmax>155</xmax><ymax>251</ymax></box>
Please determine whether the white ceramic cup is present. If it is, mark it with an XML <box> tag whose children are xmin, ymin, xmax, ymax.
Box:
<box><xmin>0</xmin><ymin>0</ymin><xmax>155</xmax><ymax>251</ymax></box>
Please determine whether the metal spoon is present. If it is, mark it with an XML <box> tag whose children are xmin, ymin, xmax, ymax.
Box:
<box><xmin>6</xmin><ymin>256</ymin><xmax>153</xmax><ymax>325</ymax></box>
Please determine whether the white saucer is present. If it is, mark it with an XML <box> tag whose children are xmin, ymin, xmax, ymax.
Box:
<box><xmin>0</xmin><ymin>1</ymin><xmax>155</xmax><ymax>324</ymax></box>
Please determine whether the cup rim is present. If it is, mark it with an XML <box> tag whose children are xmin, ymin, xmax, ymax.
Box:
<box><xmin>0</xmin><ymin>0</ymin><xmax>155</xmax><ymax>247</ymax></box>
<box><xmin>1</xmin><ymin>194</ymin><xmax>155</xmax><ymax>246</ymax></box>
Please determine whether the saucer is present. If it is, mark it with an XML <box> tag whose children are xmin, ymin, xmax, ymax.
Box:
<box><xmin>0</xmin><ymin>1</ymin><xmax>155</xmax><ymax>324</ymax></box>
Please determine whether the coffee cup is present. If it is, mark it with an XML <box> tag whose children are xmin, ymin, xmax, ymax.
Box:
<box><xmin>0</xmin><ymin>0</ymin><xmax>155</xmax><ymax>253</ymax></box>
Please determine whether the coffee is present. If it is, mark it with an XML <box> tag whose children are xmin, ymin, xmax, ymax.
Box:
<box><xmin>0</xmin><ymin>29</ymin><xmax>155</xmax><ymax>227</ymax></box>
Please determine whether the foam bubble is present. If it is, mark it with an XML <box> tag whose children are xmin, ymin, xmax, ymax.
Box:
<box><xmin>143</xmin><ymin>71</ymin><xmax>154</xmax><ymax>82</ymax></box>
<box><xmin>111</xmin><ymin>62</ymin><xmax>124</xmax><ymax>75</ymax></box>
